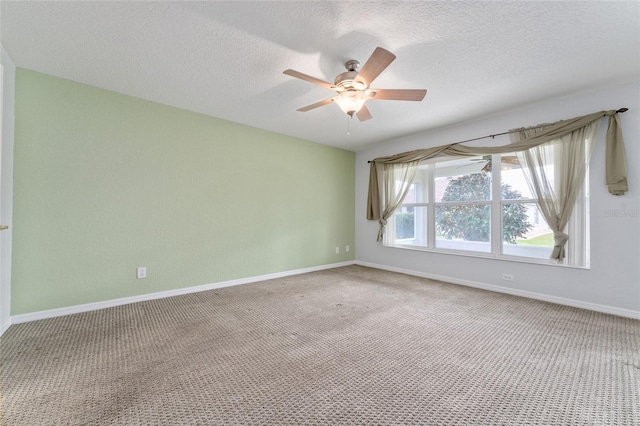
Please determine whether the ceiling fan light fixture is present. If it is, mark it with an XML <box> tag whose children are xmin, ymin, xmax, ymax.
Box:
<box><xmin>334</xmin><ymin>91</ymin><xmax>366</xmax><ymax>116</ymax></box>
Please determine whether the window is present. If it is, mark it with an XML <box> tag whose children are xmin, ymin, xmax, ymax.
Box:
<box><xmin>385</xmin><ymin>153</ymin><xmax>589</xmax><ymax>267</ymax></box>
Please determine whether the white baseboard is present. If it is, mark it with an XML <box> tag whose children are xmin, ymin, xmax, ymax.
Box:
<box><xmin>1</xmin><ymin>317</ymin><xmax>11</xmax><ymax>336</ymax></box>
<box><xmin>10</xmin><ymin>261</ymin><xmax>356</xmax><ymax>325</ymax></box>
<box><xmin>356</xmin><ymin>261</ymin><xmax>640</xmax><ymax>320</ymax></box>
<box><xmin>8</xmin><ymin>259</ymin><xmax>637</xmax><ymax>327</ymax></box>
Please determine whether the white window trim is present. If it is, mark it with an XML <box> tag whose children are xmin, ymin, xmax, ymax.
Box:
<box><xmin>384</xmin><ymin>153</ymin><xmax>590</xmax><ymax>269</ymax></box>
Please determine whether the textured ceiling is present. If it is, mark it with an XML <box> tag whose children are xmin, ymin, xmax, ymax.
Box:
<box><xmin>2</xmin><ymin>1</ymin><xmax>639</xmax><ymax>151</ymax></box>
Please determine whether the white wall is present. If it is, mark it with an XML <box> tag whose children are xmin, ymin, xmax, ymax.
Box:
<box><xmin>1</xmin><ymin>45</ymin><xmax>16</xmax><ymax>335</ymax></box>
<box><xmin>356</xmin><ymin>81</ymin><xmax>640</xmax><ymax>317</ymax></box>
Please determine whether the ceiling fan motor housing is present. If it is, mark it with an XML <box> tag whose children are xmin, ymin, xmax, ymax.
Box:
<box><xmin>335</xmin><ymin>70</ymin><xmax>367</xmax><ymax>91</ymax></box>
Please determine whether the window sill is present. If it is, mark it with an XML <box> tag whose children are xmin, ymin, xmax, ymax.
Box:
<box><xmin>384</xmin><ymin>243</ymin><xmax>590</xmax><ymax>270</ymax></box>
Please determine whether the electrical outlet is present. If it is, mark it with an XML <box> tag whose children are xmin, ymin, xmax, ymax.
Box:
<box><xmin>137</xmin><ymin>267</ymin><xmax>147</xmax><ymax>279</ymax></box>
<box><xmin>335</xmin><ymin>247</ymin><xmax>340</xmax><ymax>254</ymax></box>
<box><xmin>345</xmin><ymin>245</ymin><xmax>350</xmax><ymax>252</ymax></box>
<box><xmin>502</xmin><ymin>273</ymin><xmax>514</xmax><ymax>282</ymax></box>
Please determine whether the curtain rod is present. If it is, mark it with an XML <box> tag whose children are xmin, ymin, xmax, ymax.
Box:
<box><xmin>367</xmin><ymin>108</ymin><xmax>628</xmax><ymax>163</ymax></box>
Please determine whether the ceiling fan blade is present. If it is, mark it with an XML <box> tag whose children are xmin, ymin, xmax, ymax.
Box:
<box><xmin>296</xmin><ymin>98</ymin><xmax>335</xmax><ymax>112</ymax></box>
<box><xmin>356</xmin><ymin>47</ymin><xmax>396</xmax><ymax>86</ymax></box>
<box><xmin>356</xmin><ymin>104</ymin><xmax>373</xmax><ymax>122</ymax></box>
<box><xmin>367</xmin><ymin>89</ymin><xmax>427</xmax><ymax>101</ymax></box>
<box><xmin>502</xmin><ymin>155</ymin><xmax>520</xmax><ymax>165</ymax></box>
<box><xmin>283</xmin><ymin>69</ymin><xmax>340</xmax><ymax>91</ymax></box>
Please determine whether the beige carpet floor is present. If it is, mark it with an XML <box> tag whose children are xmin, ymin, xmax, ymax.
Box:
<box><xmin>1</xmin><ymin>265</ymin><xmax>639</xmax><ymax>425</ymax></box>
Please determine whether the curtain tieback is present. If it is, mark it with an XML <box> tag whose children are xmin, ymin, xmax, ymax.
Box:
<box><xmin>551</xmin><ymin>231</ymin><xmax>569</xmax><ymax>260</ymax></box>
<box><xmin>553</xmin><ymin>232</ymin><xmax>569</xmax><ymax>246</ymax></box>
<box><xmin>377</xmin><ymin>218</ymin><xmax>388</xmax><ymax>241</ymax></box>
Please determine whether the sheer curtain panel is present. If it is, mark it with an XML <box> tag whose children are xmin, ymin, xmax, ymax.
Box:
<box><xmin>374</xmin><ymin>162</ymin><xmax>419</xmax><ymax>241</ymax></box>
<box><xmin>512</xmin><ymin>121</ymin><xmax>599</xmax><ymax>260</ymax></box>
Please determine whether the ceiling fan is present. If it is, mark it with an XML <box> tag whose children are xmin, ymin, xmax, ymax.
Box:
<box><xmin>460</xmin><ymin>155</ymin><xmax>521</xmax><ymax>173</ymax></box>
<box><xmin>283</xmin><ymin>47</ymin><xmax>427</xmax><ymax>121</ymax></box>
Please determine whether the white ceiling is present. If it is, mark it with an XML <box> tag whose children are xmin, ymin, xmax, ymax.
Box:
<box><xmin>2</xmin><ymin>1</ymin><xmax>639</xmax><ymax>151</ymax></box>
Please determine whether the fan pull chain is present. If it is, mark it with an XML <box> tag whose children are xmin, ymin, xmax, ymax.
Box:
<box><xmin>347</xmin><ymin>115</ymin><xmax>351</xmax><ymax>136</ymax></box>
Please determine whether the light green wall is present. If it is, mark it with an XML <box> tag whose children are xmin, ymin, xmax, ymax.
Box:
<box><xmin>12</xmin><ymin>69</ymin><xmax>355</xmax><ymax>315</ymax></box>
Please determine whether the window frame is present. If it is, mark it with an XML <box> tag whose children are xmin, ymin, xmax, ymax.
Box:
<box><xmin>384</xmin><ymin>153</ymin><xmax>590</xmax><ymax>269</ymax></box>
